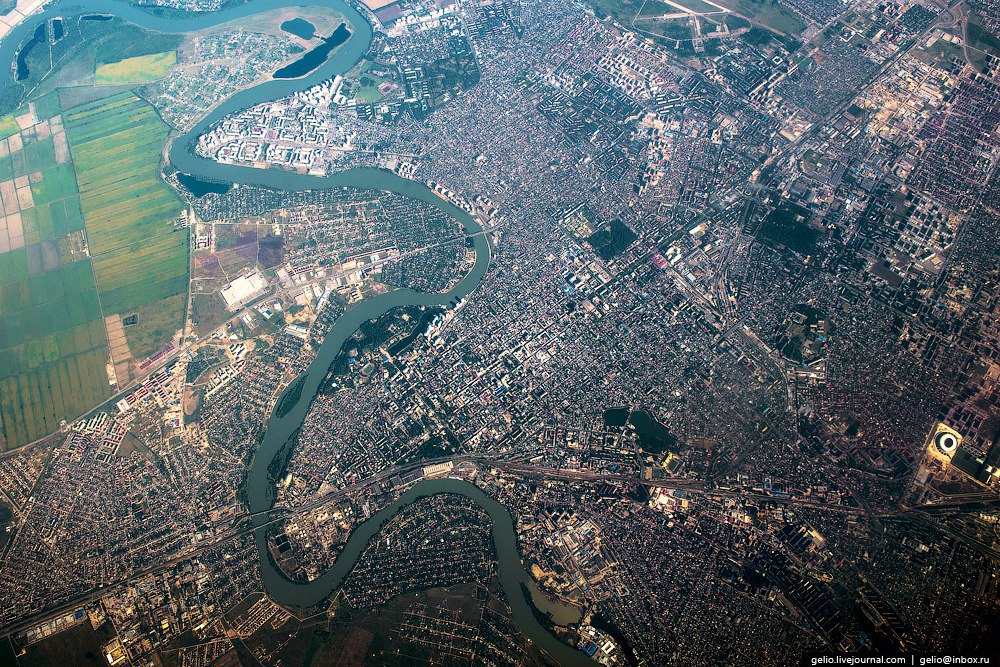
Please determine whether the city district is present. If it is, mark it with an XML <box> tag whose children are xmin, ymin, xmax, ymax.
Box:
<box><xmin>0</xmin><ymin>0</ymin><xmax>998</xmax><ymax>663</ymax></box>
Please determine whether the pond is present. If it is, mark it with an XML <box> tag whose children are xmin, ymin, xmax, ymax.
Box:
<box><xmin>274</xmin><ymin>22</ymin><xmax>351</xmax><ymax>79</ymax></box>
<box><xmin>280</xmin><ymin>17</ymin><xmax>316</xmax><ymax>40</ymax></box>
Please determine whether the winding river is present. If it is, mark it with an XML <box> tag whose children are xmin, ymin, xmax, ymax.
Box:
<box><xmin>1</xmin><ymin>2</ymin><xmax>595</xmax><ymax>665</ymax></box>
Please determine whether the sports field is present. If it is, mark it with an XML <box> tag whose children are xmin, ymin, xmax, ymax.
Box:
<box><xmin>63</xmin><ymin>92</ymin><xmax>188</xmax><ymax>360</ymax></box>
<box><xmin>0</xmin><ymin>102</ymin><xmax>112</xmax><ymax>450</ymax></box>
<box><xmin>95</xmin><ymin>51</ymin><xmax>177</xmax><ymax>84</ymax></box>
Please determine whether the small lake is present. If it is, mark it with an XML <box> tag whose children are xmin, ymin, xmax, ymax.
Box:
<box><xmin>176</xmin><ymin>172</ymin><xmax>232</xmax><ymax>197</ymax></box>
<box><xmin>602</xmin><ymin>408</ymin><xmax>677</xmax><ymax>452</ymax></box>
<box><xmin>274</xmin><ymin>22</ymin><xmax>351</xmax><ymax>79</ymax></box>
<box><xmin>280</xmin><ymin>17</ymin><xmax>316</xmax><ymax>40</ymax></box>
<box><xmin>15</xmin><ymin>24</ymin><xmax>45</xmax><ymax>81</ymax></box>
<box><xmin>629</xmin><ymin>409</ymin><xmax>677</xmax><ymax>453</ymax></box>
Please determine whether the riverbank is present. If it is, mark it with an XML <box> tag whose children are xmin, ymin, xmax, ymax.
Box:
<box><xmin>257</xmin><ymin>478</ymin><xmax>596</xmax><ymax>667</ymax></box>
<box><xmin>0</xmin><ymin>4</ymin><xmax>591</xmax><ymax>663</ymax></box>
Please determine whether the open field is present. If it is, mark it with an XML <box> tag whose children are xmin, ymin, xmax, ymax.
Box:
<box><xmin>599</xmin><ymin>0</ymin><xmax>804</xmax><ymax>35</ymax></box>
<box><xmin>591</xmin><ymin>0</ymin><xmax>803</xmax><ymax>43</ymax></box>
<box><xmin>19</xmin><ymin>197</ymin><xmax>85</xmax><ymax>245</ymax></box>
<box><xmin>29</xmin><ymin>163</ymin><xmax>77</xmax><ymax>204</ymax></box>
<box><xmin>190</xmin><ymin>292</ymin><xmax>229</xmax><ymax>336</ymax></box>
<box><xmin>31</xmin><ymin>91</ymin><xmax>62</xmax><ymax>120</ymax></box>
<box><xmin>63</xmin><ymin>93</ymin><xmax>183</xmax><ymax>254</ymax></box>
<box><xmin>0</xmin><ymin>115</ymin><xmax>21</xmax><ymax>139</ymax></box>
<box><xmin>0</xmin><ymin>349</ymin><xmax>109</xmax><ymax>449</ymax></box>
<box><xmin>0</xmin><ymin>115</ymin><xmax>19</xmax><ymax>140</ymax></box>
<box><xmin>347</xmin><ymin>59</ymin><xmax>397</xmax><ymax>103</ymax></box>
<box><xmin>17</xmin><ymin>620</ymin><xmax>110</xmax><ymax>667</ymax></box>
<box><xmin>63</xmin><ymin>92</ymin><xmax>188</xmax><ymax>359</ymax></box>
<box><xmin>710</xmin><ymin>0</ymin><xmax>805</xmax><ymax>34</ymax></box>
<box><xmin>95</xmin><ymin>51</ymin><xmax>177</xmax><ymax>84</ymax></box>
<box><xmin>198</xmin><ymin>5</ymin><xmax>343</xmax><ymax>43</ymax></box>
<box><xmin>91</xmin><ymin>231</ymin><xmax>188</xmax><ymax>313</ymax></box>
<box><xmin>125</xmin><ymin>293</ymin><xmax>188</xmax><ymax>360</ymax></box>
<box><xmin>0</xmin><ymin>103</ymin><xmax>111</xmax><ymax>450</ymax></box>
<box><xmin>633</xmin><ymin>15</ymin><xmax>696</xmax><ymax>40</ymax></box>
<box><xmin>1</xmin><ymin>89</ymin><xmax>190</xmax><ymax>447</ymax></box>
<box><xmin>0</xmin><ymin>259</ymin><xmax>109</xmax><ymax>449</ymax></box>
<box><xmin>0</xmin><ymin>259</ymin><xmax>100</xmax><ymax>343</ymax></box>
<box><xmin>967</xmin><ymin>14</ymin><xmax>1000</xmax><ymax>70</ymax></box>
<box><xmin>637</xmin><ymin>0</ymin><xmax>727</xmax><ymax>17</ymax></box>
<box><xmin>2</xmin><ymin>18</ymin><xmax>182</xmax><ymax>117</ymax></box>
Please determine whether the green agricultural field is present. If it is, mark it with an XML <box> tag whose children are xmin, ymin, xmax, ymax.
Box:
<box><xmin>0</xmin><ymin>102</ymin><xmax>112</xmax><ymax>450</ymax></box>
<box><xmin>63</xmin><ymin>93</ymin><xmax>183</xmax><ymax>254</ymax></box>
<box><xmin>29</xmin><ymin>163</ymin><xmax>78</xmax><ymax>205</ymax></box>
<box><xmin>0</xmin><ymin>259</ymin><xmax>109</xmax><ymax>449</ymax></box>
<box><xmin>31</xmin><ymin>91</ymin><xmax>62</xmax><ymax>119</ymax></box>
<box><xmin>0</xmin><ymin>114</ymin><xmax>19</xmax><ymax>139</ymax></box>
<box><xmin>0</xmin><ymin>349</ymin><xmax>109</xmax><ymax>448</ymax></box>
<box><xmin>0</xmin><ymin>90</ymin><xmax>191</xmax><ymax>448</ymax></box>
<box><xmin>95</xmin><ymin>50</ymin><xmax>177</xmax><ymax>84</ymax></box>
<box><xmin>22</xmin><ymin>135</ymin><xmax>56</xmax><ymax>170</ymax></box>
<box><xmin>10</xmin><ymin>147</ymin><xmax>27</xmax><ymax>179</ymax></box>
<box><xmin>20</xmin><ymin>197</ymin><xmax>86</xmax><ymax>245</ymax></box>
<box><xmin>0</xmin><ymin>248</ymin><xmax>28</xmax><ymax>287</ymax></box>
<box><xmin>63</xmin><ymin>92</ymin><xmax>188</xmax><ymax>359</ymax></box>
<box><xmin>91</xmin><ymin>231</ymin><xmax>188</xmax><ymax>313</ymax></box>
<box><xmin>0</xmin><ymin>260</ymin><xmax>100</xmax><ymax>346</ymax></box>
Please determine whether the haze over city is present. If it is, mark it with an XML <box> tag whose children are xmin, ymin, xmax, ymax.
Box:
<box><xmin>0</xmin><ymin>0</ymin><xmax>997</xmax><ymax>664</ymax></box>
